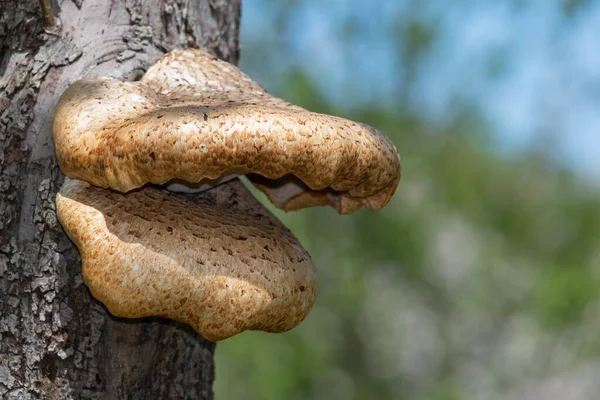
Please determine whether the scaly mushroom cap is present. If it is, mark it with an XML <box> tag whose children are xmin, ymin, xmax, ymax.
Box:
<box><xmin>56</xmin><ymin>178</ymin><xmax>317</xmax><ymax>342</ymax></box>
<box><xmin>53</xmin><ymin>48</ymin><xmax>401</xmax><ymax>214</ymax></box>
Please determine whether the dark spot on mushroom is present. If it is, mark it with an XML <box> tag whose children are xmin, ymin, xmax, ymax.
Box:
<box><xmin>132</xmin><ymin>212</ymin><xmax>151</xmax><ymax>222</ymax></box>
<box><xmin>299</xmin><ymin>286</ymin><xmax>306</xmax><ymax>292</ymax></box>
<box><xmin>166</xmin><ymin>226</ymin><xmax>173</xmax><ymax>233</ymax></box>
<box><xmin>149</xmin><ymin>152</ymin><xmax>155</xmax><ymax>160</ymax></box>
<box><xmin>203</xmin><ymin>113</ymin><xmax>208</xmax><ymax>121</ymax></box>
<box><xmin>236</xmin><ymin>236</ymin><xmax>247</xmax><ymax>241</ymax></box>
<box><xmin>263</xmin><ymin>245</ymin><xmax>270</xmax><ymax>251</ymax></box>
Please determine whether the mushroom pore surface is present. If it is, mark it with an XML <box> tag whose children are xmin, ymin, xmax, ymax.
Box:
<box><xmin>53</xmin><ymin>48</ymin><xmax>401</xmax><ymax>214</ymax></box>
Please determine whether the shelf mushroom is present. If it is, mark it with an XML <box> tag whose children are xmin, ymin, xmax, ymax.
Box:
<box><xmin>54</xmin><ymin>48</ymin><xmax>401</xmax><ymax>214</ymax></box>
<box><xmin>56</xmin><ymin>178</ymin><xmax>316</xmax><ymax>342</ymax></box>
<box><xmin>53</xmin><ymin>48</ymin><xmax>401</xmax><ymax>341</ymax></box>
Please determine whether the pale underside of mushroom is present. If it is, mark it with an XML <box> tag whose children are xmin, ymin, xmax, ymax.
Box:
<box><xmin>53</xmin><ymin>48</ymin><xmax>401</xmax><ymax>214</ymax></box>
<box><xmin>56</xmin><ymin>178</ymin><xmax>317</xmax><ymax>342</ymax></box>
<box><xmin>165</xmin><ymin>173</ymin><xmax>239</xmax><ymax>193</ymax></box>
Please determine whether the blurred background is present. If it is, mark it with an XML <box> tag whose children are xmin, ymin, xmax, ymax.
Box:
<box><xmin>215</xmin><ymin>1</ymin><xmax>600</xmax><ymax>399</ymax></box>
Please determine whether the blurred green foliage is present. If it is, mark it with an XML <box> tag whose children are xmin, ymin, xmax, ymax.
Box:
<box><xmin>215</xmin><ymin>2</ymin><xmax>600</xmax><ymax>399</ymax></box>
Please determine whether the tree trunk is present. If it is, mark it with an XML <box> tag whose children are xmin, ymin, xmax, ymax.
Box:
<box><xmin>0</xmin><ymin>0</ymin><xmax>240</xmax><ymax>398</ymax></box>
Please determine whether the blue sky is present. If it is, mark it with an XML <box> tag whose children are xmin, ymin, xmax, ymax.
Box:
<box><xmin>239</xmin><ymin>0</ymin><xmax>600</xmax><ymax>184</ymax></box>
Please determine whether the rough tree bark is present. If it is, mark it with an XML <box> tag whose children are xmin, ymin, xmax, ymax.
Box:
<box><xmin>0</xmin><ymin>0</ymin><xmax>240</xmax><ymax>398</ymax></box>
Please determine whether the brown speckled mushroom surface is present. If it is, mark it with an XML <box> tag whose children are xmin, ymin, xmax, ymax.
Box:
<box><xmin>56</xmin><ymin>178</ymin><xmax>317</xmax><ymax>342</ymax></box>
<box><xmin>53</xmin><ymin>48</ymin><xmax>401</xmax><ymax>214</ymax></box>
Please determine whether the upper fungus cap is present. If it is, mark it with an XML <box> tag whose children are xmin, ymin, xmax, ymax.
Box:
<box><xmin>53</xmin><ymin>48</ymin><xmax>401</xmax><ymax>214</ymax></box>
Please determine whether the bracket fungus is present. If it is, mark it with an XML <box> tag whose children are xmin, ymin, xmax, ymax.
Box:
<box><xmin>56</xmin><ymin>178</ymin><xmax>316</xmax><ymax>342</ymax></box>
<box><xmin>54</xmin><ymin>48</ymin><xmax>401</xmax><ymax>341</ymax></box>
<box><xmin>54</xmin><ymin>48</ymin><xmax>401</xmax><ymax>214</ymax></box>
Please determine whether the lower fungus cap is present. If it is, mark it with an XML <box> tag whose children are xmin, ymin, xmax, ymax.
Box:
<box><xmin>55</xmin><ymin>178</ymin><xmax>317</xmax><ymax>341</ymax></box>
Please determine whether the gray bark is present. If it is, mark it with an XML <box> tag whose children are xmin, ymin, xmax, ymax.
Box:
<box><xmin>0</xmin><ymin>0</ymin><xmax>241</xmax><ymax>398</ymax></box>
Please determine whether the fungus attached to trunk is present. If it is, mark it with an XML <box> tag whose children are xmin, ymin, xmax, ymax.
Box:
<box><xmin>53</xmin><ymin>48</ymin><xmax>401</xmax><ymax>340</ymax></box>
<box><xmin>54</xmin><ymin>48</ymin><xmax>401</xmax><ymax>214</ymax></box>
<box><xmin>56</xmin><ymin>178</ymin><xmax>316</xmax><ymax>342</ymax></box>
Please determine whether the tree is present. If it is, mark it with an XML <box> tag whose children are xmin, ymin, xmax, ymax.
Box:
<box><xmin>0</xmin><ymin>1</ymin><xmax>240</xmax><ymax>398</ymax></box>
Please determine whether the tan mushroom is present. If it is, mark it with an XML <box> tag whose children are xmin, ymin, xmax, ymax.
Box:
<box><xmin>56</xmin><ymin>178</ymin><xmax>317</xmax><ymax>342</ymax></box>
<box><xmin>53</xmin><ymin>48</ymin><xmax>401</xmax><ymax>340</ymax></box>
<box><xmin>53</xmin><ymin>48</ymin><xmax>401</xmax><ymax>214</ymax></box>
